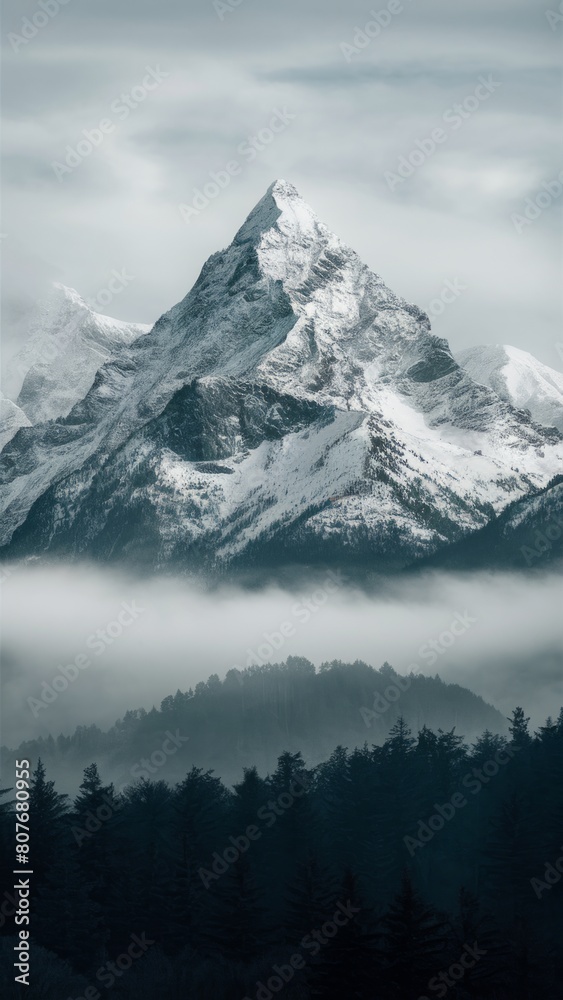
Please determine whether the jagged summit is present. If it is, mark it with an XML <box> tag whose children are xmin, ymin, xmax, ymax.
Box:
<box><xmin>52</xmin><ymin>281</ymin><xmax>89</xmax><ymax>310</ymax></box>
<box><xmin>3</xmin><ymin>281</ymin><xmax>150</xmax><ymax>426</ymax></box>
<box><xmin>50</xmin><ymin>281</ymin><xmax>154</xmax><ymax>338</ymax></box>
<box><xmin>50</xmin><ymin>282</ymin><xmax>146</xmax><ymax>330</ymax></box>
<box><xmin>269</xmin><ymin>178</ymin><xmax>302</xmax><ymax>199</ymax></box>
<box><xmin>235</xmin><ymin>179</ymin><xmax>315</xmax><ymax>240</ymax></box>
<box><xmin>233</xmin><ymin>179</ymin><xmax>343</xmax><ymax>289</ymax></box>
<box><xmin>1</xmin><ymin>184</ymin><xmax>563</xmax><ymax>573</ymax></box>
<box><xmin>234</xmin><ymin>179</ymin><xmax>289</xmax><ymax>245</ymax></box>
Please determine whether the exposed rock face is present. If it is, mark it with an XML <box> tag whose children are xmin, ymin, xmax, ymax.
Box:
<box><xmin>1</xmin><ymin>181</ymin><xmax>562</xmax><ymax>575</ymax></box>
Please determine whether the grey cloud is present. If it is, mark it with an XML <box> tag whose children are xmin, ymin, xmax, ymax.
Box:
<box><xmin>1</xmin><ymin>564</ymin><xmax>561</xmax><ymax>748</ymax></box>
<box><xmin>1</xmin><ymin>0</ymin><xmax>561</xmax><ymax>369</ymax></box>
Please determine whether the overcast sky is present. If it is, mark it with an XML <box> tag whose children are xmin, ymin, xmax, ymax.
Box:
<box><xmin>2</xmin><ymin>562</ymin><xmax>562</xmax><ymax>746</ymax></box>
<box><xmin>1</xmin><ymin>0</ymin><xmax>562</xmax><ymax>368</ymax></box>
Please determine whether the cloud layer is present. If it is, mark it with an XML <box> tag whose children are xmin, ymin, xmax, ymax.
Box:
<box><xmin>1</xmin><ymin>562</ymin><xmax>561</xmax><ymax>747</ymax></box>
<box><xmin>1</xmin><ymin>0</ymin><xmax>562</xmax><ymax>369</ymax></box>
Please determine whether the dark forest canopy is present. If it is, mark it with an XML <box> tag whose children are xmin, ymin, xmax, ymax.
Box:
<box><xmin>2</xmin><ymin>657</ymin><xmax>506</xmax><ymax>791</ymax></box>
<box><xmin>1</xmin><ymin>706</ymin><xmax>562</xmax><ymax>998</ymax></box>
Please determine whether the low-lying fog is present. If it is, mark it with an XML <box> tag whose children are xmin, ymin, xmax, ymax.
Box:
<box><xmin>1</xmin><ymin>562</ymin><xmax>562</xmax><ymax>748</ymax></box>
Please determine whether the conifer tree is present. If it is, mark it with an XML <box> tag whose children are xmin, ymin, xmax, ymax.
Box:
<box><xmin>283</xmin><ymin>853</ymin><xmax>336</xmax><ymax>945</ymax></box>
<box><xmin>307</xmin><ymin>869</ymin><xmax>379</xmax><ymax>999</ymax></box>
<box><xmin>379</xmin><ymin>871</ymin><xmax>451</xmax><ymax>998</ymax></box>
<box><xmin>507</xmin><ymin>707</ymin><xmax>532</xmax><ymax>749</ymax></box>
<box><xmin>480</xmin><ymin>793</ymin><xmax>536</xmax><ymax>926</ymax></box>
<box><xmin>0</xmin><ymin>785</ymin><xmax>13</xmax><ymax>918</ymax></box>
<box><xmin>71</xmin><ymin>762</ymin><xmax>123</xmax><ymax>903</ymax></box>
<box><xmin>34</xmin><ymin>852</ymin><xmax>106</xmax><ymax>971</ymax></box>
<box><xmin>173</xmin><ymin>766</ymin><xmax>230</xmax><ymax>866</ymax></box>
<box><xmin>29</xmin><ymin>758</ymin><xmax>69</xmax><ymax>882</ymax></box>
<box><xmin>203</xmin><ymin>855</ymin><xmax>269</xmax><ymax>963</ymax></box>
<box><xmin>450</xmin><ymin>887</ymin><xmax>510</xmax><ymax>998</ymax></box>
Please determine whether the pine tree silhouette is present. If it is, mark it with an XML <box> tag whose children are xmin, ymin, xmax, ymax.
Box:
<box><xmin>450</xmin><ymin>887</ymin><xmax>510</xmax><ymax>998</ymax></box>
<box><xmin>0</xmin><ymin>785</ymin><xmax>14</xmax><ymax>928</ymax></box>
<box><xmin>167</xmin><ymin>854</ymin><xmax>207</xmax><ymax>955</ymax></box>
<box><xmin>71</xmin><ymin>762</ymin><xmax>123</xmax><ymax>907</ymax></box>
<box><xmin>203</xmin><ymin>854</ymin><xmax>269</xmax><ymax>963</ymax></box>
<box><xmin>379</xmin><ymin>871</ymin><xmax>451</xmax><ymax>999</ymax></box>
<box><xmin>34</xmin><ymin>851</ymin><xmax>106</xmax><ymax>971</ymax></box>
<box><xmin>307</xmin><ymin>869</ymin><xmax>379</xmax><ymax>999</ymax></box>
<box><xmin>508</xmin><ymin>707</ymin><xmax>532</xmax><ymax>749</ymax></box>
<box><xmin>480</xmin><ymin>792</ymin><xmax>536</xmax><ymax>924</ymax></box>
<box><xmin>283</xmin><ymin>852</ymin><xmax>336</xmax><ymax>945</ymax></box>
<box><xmin>1</xmin><ymin>702</ymin><xmax>560</xmax><ymax>996</ymax></box>
<box><xmin>29</xmin><ymin>758</ymin><xmax>69</xmax><ymax>883</ymax></box>
<box><xmin>173</xmin><ymin>765</ymin><xmax>230</xmax><ymax>866</ymax></box>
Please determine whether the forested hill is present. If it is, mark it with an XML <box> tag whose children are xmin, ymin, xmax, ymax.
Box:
<box><xmin>2</xmin><ymin>658</ymin><xmax>505</xmax><ymax>790</ymax></box>
<box><xmin>0</xmin><ymin>708</ymin><xmax>562</xmax><ymax>997</ymax></box>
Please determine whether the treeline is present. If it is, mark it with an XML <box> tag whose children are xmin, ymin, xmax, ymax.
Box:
<box><xmin>3</xmin><ymin>658</ymin><xmax>505</xmax><ymax>789</ymax></box>
<box><xmin>1</xmin><ymin>708</ymin><xmax>562</xmax><ymax>998</ymax></box>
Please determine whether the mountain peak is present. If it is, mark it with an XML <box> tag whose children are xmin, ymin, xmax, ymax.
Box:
<box><xmin>52</xmin><ymin>281</ymin><xmax>90</xmax><ymax>312</ymax></box>
<box><xmin>456</xmin><ymin>343</ymin><xmax>563</xmax><ymax>432</ymax></box>
<box><xmin>3</xmin><ymin>281</ymin><xmax>150</xmax><ymax>426</ymax></box>
<box><xmin>234</xmin><ymin>179</ymin><xmax>329</xmax><ymax>252</ymax></box>
<box><xmin>3</xmin><ymin>182</ymin><xmax>563</xmax><ymax>572</ymax></box>
<box><xmin>268</xmin><ymin>178</ymin><xmax>302</xmax><ymax>200</ymax></box>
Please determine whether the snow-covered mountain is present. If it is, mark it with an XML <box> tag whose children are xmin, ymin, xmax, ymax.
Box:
<box><xmin>3</xmin><ymin>282</ymin><xmax>150</xmax><ymax>424</ymax></box>
<box><xmin>419</xmin><ymin>474</ymin><xmax>563</xmax><ymax>572</ymax></box>
<box><xmin>0</xmin><ymin>395</ymin><xmax>31</xmax><ymax>451</ymax></box>
<box><xmin>456</xmin><ymin>345</ymin><xmax>563</xmax><ymax>433</ymax></box>
<box><xmin>1</xmin><ymin>181</ymin><xmax>562</xmax><ymax>575</ymax></box>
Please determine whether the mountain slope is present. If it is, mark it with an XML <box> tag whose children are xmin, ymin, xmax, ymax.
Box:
<box><xmin>456</xmin><ymin>344</ymin><xmax>563</xmax><ymax>432</ymax></box>
<box><xmin>0</xmin><ymin>659</ymin><xmax>506</xmax><ymax>788</ymax></box>
<box><xmin>413</xmin><ymin>474</ymin><xmax>563</xmax><ymax>572</ymax></box>
<box><xmin>3</xmin><ymin>283</ymin><xmax>151</xmax><ymax>424</ymax></box>
<box><xmin>0</xmin><ymin>395</ymin><xmax>31</xmax><ymax>451</ymax></box>
<box><xmin>1</xmin><ymin>181</ymin><xmax>562</xmax><ymax>574</ymax></box>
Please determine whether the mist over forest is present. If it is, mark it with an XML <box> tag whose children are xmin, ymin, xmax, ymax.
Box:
<box><xmin>2</xmin><ymin>562</ymin><xmax>562</xmax><ymax>755</ymax></box>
